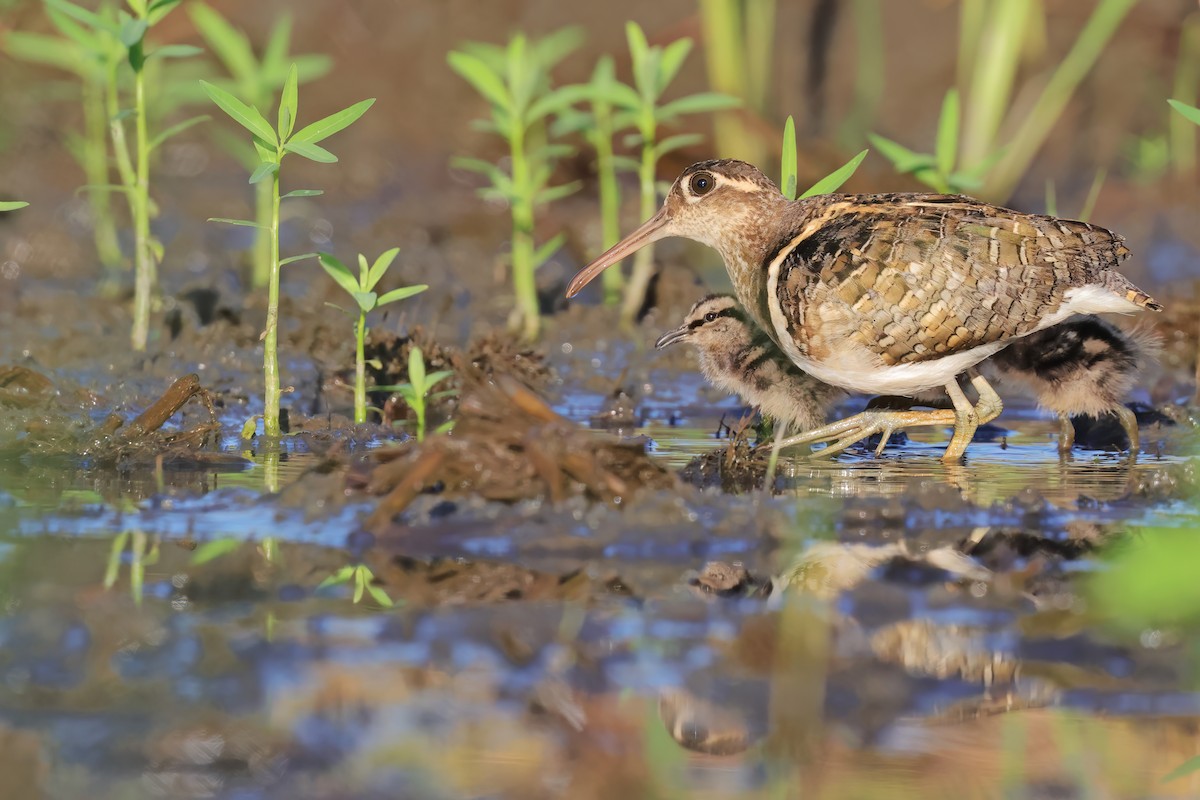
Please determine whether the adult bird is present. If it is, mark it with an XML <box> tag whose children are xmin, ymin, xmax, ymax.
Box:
<box><xmin>568</xmin><ymin>159</ymin><xmax>1161</xmax><ymax>462</ymax></box>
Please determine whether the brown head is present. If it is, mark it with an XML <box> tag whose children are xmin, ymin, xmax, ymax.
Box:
<box><xmin>566</xmin><ymin>160</ymin><xmax>788</xmax><ymax>298</ymax></box>
<box><xmin>654</xmin><ymin>294</ymin><xmax>755</xmax><ymax>352</ymax></box>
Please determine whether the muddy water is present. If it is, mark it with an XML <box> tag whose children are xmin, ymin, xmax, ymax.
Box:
<box><xmin>0</xmin><ymin>371</ymin><xmax>1196</xmax><ymax>799</ymax></box>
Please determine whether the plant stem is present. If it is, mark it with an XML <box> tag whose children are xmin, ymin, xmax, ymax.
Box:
<box><xmin>961</xmin><ymin>0</ymin><xmax>1031</xmax><ymax>169</ymax></box>
<box><xmin>263</xmin><ymin>169</ymin><xmax>282</xmax><ymax>436</ymax></box>
<box><xmin>130</xmin><ymin>67</ymin><xmax>153</xmax><ymax>352</ymax></box>
<box><xmin>106</xmin><ymin>67</ymin><xmax>137</xmax><ymax>223</ymax></box>
<box><xmin>981</xmin><ymin>0</ymin><xmax>1137</xmax><ymax>201</ymax></box>
<box><xmin>252</xmin><ymin>179</ymin><xmax>273</xmax><ymax>287</ymax></box>
<box><xmin>593</xmin><ymin>103</ymin><xmax>624</xmax><ymax>305</ymax></box>
<box><xmin>82</xmin><ymin>79</ymin><xmax>122</xmax><ymax>273</ymax></box>
<box><xmin>838</xmin><ymin>0</ymin><xmax>885</xmax><ymax>147</ymax></box>
<box><xmin>355</xmin><ymin>310</ymin><xmax>367</xmax><ymax>424</ymax></box>
<box><xmin>510</xmin><ymin>124</ymin><xmax>539</xmax><ymax>339</ymax></box>
<box><xmin>1170</xmin><ymin>14</ymin><xmax>1200</xmax><ymax>177</ymax></box>
<box><xmin>743</xmin><ymin>0</ymin><xmax>776</xmax><ymax>114</ymax></box>
<box><xmin>621</xmin><ymin>140</ymin><xmax>658</xmax><ymax>323</ymax></box>
<box><xmin>698</xmin><ymin>0</ymin><xmax>767</xmax><ymax>165</ymax></box>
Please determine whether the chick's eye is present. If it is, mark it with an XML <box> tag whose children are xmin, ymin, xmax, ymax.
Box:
<box><xmin>704</xmin><ymin>312</ymin><xmax>717</xmax><ymax>322</ymax></box>
<box><xmin>689</xmin><ymin>172</ymin><xmax>714</xmax><ymax>196</ymax></box>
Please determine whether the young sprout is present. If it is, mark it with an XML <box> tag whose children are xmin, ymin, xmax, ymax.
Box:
<box><xmin>318</xmin><ymin>564</ymin><xmax>393</xmax><ymax>607</ymax></box>
<box><xmin>189</xmin><ymin>3</ymin><xmax>332</xmax><ymax>288</ymax></box>
<box><xmin>448</xmin><ymin>28</ymin><xmax>586</xmax><ymax>340</ymax></box>
<box><xmin>0</xmin><ymin>202</ymin><xmax>29</xmax><ymax>212</ymax></box>
<box><xmin>616</xmin><ymin>22</ymin><xmax>739</xmax><ymax>323</ymax></box>
<box><xmin>376</xmin><ymin>347</ymin><xmax>454</xmax><ymax>443</ymax></box>
<box><xmin>779</xmin><ymin>115</ymin><xmax>868</xmax><ymax>201</ymax></box>
<box><xmin>317</xmin><ymin>248</ymin><xmax>428</xmax><ymax>424</ymax></box>
<box><xmin>202</xmin><ymin>63</ymin><xmax>374</xmax><ymax>438</ymax></box>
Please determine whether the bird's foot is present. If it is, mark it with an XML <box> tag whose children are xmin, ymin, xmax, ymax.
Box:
<box><xmin>770</xmin><ymin>408</ymin><xmax>959</xmax><ymax>459</ymax></box>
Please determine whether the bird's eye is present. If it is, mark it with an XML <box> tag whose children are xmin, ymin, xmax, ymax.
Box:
<box><xmin>704</xmin><ymin>312</ymin><xmax>718</xmax><ymax>323</ymax></box>
<box><xmin>689</xmin><ymin>172</ymin><xmax>715</xmax><ymax>196</ymax></box>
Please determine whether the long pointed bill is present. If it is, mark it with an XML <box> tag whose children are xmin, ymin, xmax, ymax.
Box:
<box><xmin>565</xmin><ymin>206</ymin><xmax>671</xmax><ymax>298</ymax></box>
<box><xmin>654</xmin><ymin>325</ymin><xmax>690</xmax><ymax>349</ymax></box>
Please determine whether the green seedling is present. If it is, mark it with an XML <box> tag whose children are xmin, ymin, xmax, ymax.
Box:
<box><xmin>317</xmin><ymin>248</ymin><xmax>428</xmax><ymax>424</ymax></box>
<box><xmin>869</xmin><ymin>89</ymin><xmax>999</xmax><ymax>194</ymax></box>
<box><xmin>616</xmin><ymin>21</ymin><xmax>739</xmax><ymax>323</ymax></box>
<box><xmin>552</xmin><ymin>56</ymin><xmax>627</xmax><ymax>305</ymax></box>
<box><xmin>318</xmin><ymin>563</ymin><xmax>393</xmax><ymax>607</ymax></box>
<box><xmin>697</xmin><ymin>0</ymin><xmax>775</xmax><ymax>166</ymax></box>
<box><xmin>104</xmin><ymin>529</ymin><xmax>159</xmax><ymax>606</ymax></box>
<box><xmin>448</xmin><ymin>28</ymin><xmax>586</xmax><ymax>340</ymax></box>
<box><xmin>0</xmin><ymin>202</ymin><xmax>28</xmax><ymax>212</ymax></box>
<box><xmin>4</xmin><ymin>1</ymin><xmax>124</xmax><ymax>271</ymax></box>
<box><xmin>203</xmin><ymin>63</ymin><xmax>374</xmax><ymax>438</ymax></box>
<box><xmin>376</xmin><ymin>347</ymin><xmax>454</xmax><ymax>443</ymax></box>
<box><xmin>189</xmin><ymin>3</ymin><xmax>332</xmax><ymax>288</ymax></box>
<box><xmin>780</xmin><ymin>115</ymin><xmax>868</xmax><ymax>201</ymax></box>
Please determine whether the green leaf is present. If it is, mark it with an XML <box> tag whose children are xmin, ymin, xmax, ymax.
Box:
<box><xmin>352</xmin><ymin>291</ymin><xmax>377</xmax><ymax>312</ymax></box>
<box><xmin>289</xmin><ymin>98</ymin><xmax>375</xmax><ymax>145</ymax></box>
<box><xmin>780</xmin><ymin>115</ymin><xmax>798</xmax><ymax>201</ymax></box>
<box><xmin>353</xmin><ymin>566</ymin><xmax>366</xmax><ymax>603</ymax></box>
<box><xmin>148</xmin><ymin>114</ymin><xmax>210</xmax><ymax>151</ymax></box>
<box><xmin>866</xmin><ymin>133</ymin><xmax>935</xmax><ymax>173</ymax></box>
<box><xmin>208</xmin><ymin>217</ymin><xmax>267</xmax><ymax>228</ymax></box>
<box><xmin>525</xmin><ymin>83</ymin><xmax>593</xmax><ymax>124</ymax></box>
<box><xmin>366</xmin><ymin>247</ymin><xmax>401</xmax><ymax>291</ymax></box>
<box><xmin>377</xmin><ymin>285</ymin><xmax>428</xmax><ymax>307</ymax></box>
<box><xmin>625</xmin><ymin>22</ymin><xmax>650</xmax><ymax>89</ymax></box>
<box><xmin>146</xmin><ymin>0</ymin><xmax>183</xmax><ymax>24</ymax></box>
<box><xmin>148</xmin><ymin>44</ymin><xmax>202</xmax><ymax>60</ymax></box>
<box><xmin>45</xmin><ymin>0</ymin><xmax>121</xmax><ymax>36</ymax></box>
<box><xmin>1168</xmin><ymin>98</ymin><xmax>1200</xmax><ymax>127</ymax></box>
<box><xmin>0</xmin><ymin>201</ymin><xmax>29</xmax><ymax>212</ymax></box>
<box><xmin>424</xmin><ymin>370</ymin><xmax>454</xmax><ymax>392</ymax></box>
<box><xmin>279</xmin><ymin>252</ymin><xmax>317</xmax><ymax>267</ymax></box>
<box><xmin>200</xmin><ymin>80</ymin><xmax>278</xmax><ymax>145</ymax></box>
<box><xmin>317</xmin><ymin>565</ymin><xmax>355</xmax><ymax>590</ymax></box>
<box><xmin>191</xmin><ymin>539</ymin><xmax>240</xmax><ymax>565</ymax></box>
<box><xmin>534</xmin><ymin>180</ymin><xmax>581</xmax><ymax>207</ymax></box>
<box><xmin>366</xmin><ymin>583</ymin><xmax>394</xmax><ymax>608</ymax></box>
<box><xmin>279</xmin><ymin>63</ymin><xmax>299</xmax><ymax>140</ymax></box>
<box><xmin>597</xmin><ymin>81</ymin><xmax>641</xmax><ymax>111</ymax></box>
<box><xmin>318</xmin><ymin>253</ymin><xmax>360</xmax><ymax>297</ymax></box>
<box><xmin>799</xmin><ymin>149</ymin><xmax>868</xmax><ymax>198</ymax></box>
<box><xmin>239</xmin><ymin>416</ymin><xmax>260</xmax><ymax>438</ymax></box>
<box><xmin>532</xmin><ymin>233</ymin><xmax>565</xmax><ymax>270</ymax></box>
<box><xmin>531</xmin><ymin>25</ymin><xmax>584</xmax><ymax>70</ymax></box>
<box><xmin>447</xmin><ymin>50</ymin><xmax>511</xmax><ymax>111</ymax></box>
<box><xmin>656</xmin><ymin>38</ymin><xmax>693</xmax><ymax>94</ymax></box>
<box><xmin>188</xmin><ymin>3</ymin><xmax>255</xmax><ymax>86</ymax></box>
<box><xmin>284</xmin><ymin>140</ymin><xmax>337</xmax><ymax>163</ymax></box>
<box><xmin>260</xmin><ymin>13</ymin><xmax>293</xmax><ymax>76</ymax></box>
<box><xmin>3</xmin><ymin>32</ymin><xmax>86</xmax><ymax>74</ymax></box>
<box><xmin>657</xmin><ymin>92</ymin><xmax>740</xmax><ymax>120</ymax></box>
<box><xmin>1163</xmin><ymin>755</ymin><xmax>1200</xmax><ymax>784</ymax></box>
<box><xmin>408</xmin><ymin>347</ymin><xmax>426</xmax><ymax>393</ymax></box>
<box><xmin>281</xmin><ymin>189</ymin><xmax>323</xmax><ymax>199</ymax></box>
<box><xmin>248</xmin><ymin>161</ymin><xmax>279</xmax><ymax>184</ymax></box>
<box><xmin>118</xmin><ymin>18</ymin><xmax>147</xmax><ymax>48</ymax></box>
<box><xmin>654</xmin><ymin>133</ymin><xmax>703</xmax><ymax>159</ymax></box>
<box><xmin>935</xmin><ymin>88</ymin><xmax>959</xmax><ymax>177</ymax></box>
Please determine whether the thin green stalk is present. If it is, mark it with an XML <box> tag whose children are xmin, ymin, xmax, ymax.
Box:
<box><xmin>263</xmin><ymin>169</ymin><xmax>282</xmax><ymax>436</ymax></box>
<box><xmin>622</xmin><ymin>139</ymin><xmax>658</xmax><ymax>323</ymax></box>
<box><xmin>593</xmin><ymin>102</ymin><xmax>623</xmax><ymax>305</ymax></box>
<box><xmin>131</xmin><ymin>67</ymin><xmax>153</xmax><ymax>351</ymax></box>
<box><xmin>957</xmin><ymin>0</ymin><xmax>986</xmax><ymax>93</ymax></box>
<box><xmin>1170</xmin><ymin>15</ymin><xmax>1200</xmax><ymax>177</ymax></box>
<box><xmin>354</xmin><ymin>310</ymin><xmax>367</xmax><ymax>424</ymax></box>
<box><xmin>743</xmin><ymin>0</ymin><xmax>775</xmax><ymax>113</ymax></box>
<box><xmin>698</xmin><ymin>0</ymin><xmax>765</xmax><ymax>164</ymax></box>
<box><xmin>838</xmin><ymin>0</ymin><xmax>885</xmax><ymax>146</ymax></box>
<box><xmin>253</xmin><ymin>179</ymin><xmax>273</xmax><ymax>286</ymax></box>
<box><xmin>82</xmin><ymin>79</ymin><xmax>122</xmax><ymax>271</ymax></box>
<box><xmin>510</xmin><ymin>125</ymin><xmax>539</xmax><ymax>340</ymax></box>
<box><xmin>982</xmin><ymin>0</ymin><xmax>1138</xmax><ymax>200</ymax></box>
<box><xmin>106</xmin><ymin>66</ymin><xmax>137</xmax><ymax>230</ymax></box>
<box><xmin>961</xmin><ymin>0</ymin><xmax>1032</xmax><ymax>168</ymax></box>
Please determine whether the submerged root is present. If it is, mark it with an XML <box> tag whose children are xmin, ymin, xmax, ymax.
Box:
<box><xmin>361</xmin><ymin>362</ymin><xmax>674</xmax><ymax>530</ymax></box>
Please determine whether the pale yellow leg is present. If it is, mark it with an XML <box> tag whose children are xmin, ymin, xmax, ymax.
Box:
<box><xmin>941</xmin><ymin>378</ymin><xmax>980</xmax><ymax>463</ymax></box>
<box><xmin>770</xmin><ymin>406</ymin><xmax>958</xmax><ymax>459</ymax></box>
<box><xmin>1057</xmin><ymin>414</ymin><xmax>1076</xmax><ymax>454</ymax></box>
<box><xmin>967</xmin><ymin>370</ymin><xmax>1003</xmax><ymax>425</ymax></box>
<box><xmin>1115</xmin><ymin>405</ymin><xmax>1140</xmax><ymax>456</ymax></box>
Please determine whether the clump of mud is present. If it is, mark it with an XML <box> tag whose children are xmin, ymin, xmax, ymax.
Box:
<box><xmin>357</xmin><ymin>367</ymin><xmax>674</xmax><ymax>530</ymax></box>
<box><xmin>677</xmin><ymin>415</ymin><xmax>772</xmax><ymax>493</ymax></box>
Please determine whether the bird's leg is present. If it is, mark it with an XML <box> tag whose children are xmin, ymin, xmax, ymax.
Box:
<box><xmin>1057</xmin><ymin>414</ymin><xmax>1076</xmax><ymax>454</ymax></box>
<box><xmin>769</xmin><ymin>406</ymin><xmax>958</xmax><ymax>459</ymax></box>
<box><xmin>941</xmin><ymin>378</ymin><xmax>980</xmax><ymax>463</ymax></box>
<box><xmin>1115</xmin><ymin>405</ymin><xmax>1140</xmax><ymax>455</ymax></box>
<box><xmin>967</xmin><ymin>370</ymin><xmax>1003</xmax><ymax>425</ymax></box>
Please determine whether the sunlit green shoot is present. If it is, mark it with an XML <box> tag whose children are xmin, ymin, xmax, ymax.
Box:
<box><xmin>448</xmin><ymin>28</ymin><xmax>585</xmax><ymax>339</ymax></box>
<box><xmin>616</xmin><ymin>21</ymin><xmax>739</xmax><ymax>323</ymax></box>
<box><xmin>203</xmin><ymin>63</ymin><xmax>374</xmax><ymax>438</ymax></box>
<box><xmin>317</xmin><ymin>249</ymin><xmax>428</xmax><ymax>424</ymax></box>
<box><xmin>104</xmin><ymin>529</ymin><xmax>158</xmax><ymax>606</ymax></box>
<box><xmin>318</xmin><ymin>563</ymin><xmax>393</xmax><ymax>607</ymax></box>
<box><xmin>0</xmin><ymin>201</ymin><xmax>29</xmax><ymax>212</ymax></box>
<box><xmin>189</xmin><ymin>3</ymin><xmax>332</xmax><ymax>288</ymax></box>
<box><xmin>780</xmin><ymin>115</ymin><xmax>868</xmax><ymax>201</ymax></box>
<box><xmin>376</xmin><ymin>347</ymin><xmax>454</xmax><ymax>443</ymax></box>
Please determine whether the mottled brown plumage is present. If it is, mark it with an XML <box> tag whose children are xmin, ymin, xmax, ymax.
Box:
<box><xmin>567</xmin><ymin>159</ymin><xmax>1162</xmax><ymax>461</ymax></box>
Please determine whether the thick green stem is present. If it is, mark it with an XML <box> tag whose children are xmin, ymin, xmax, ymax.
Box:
<box><xmin>510</xmin><ymin>125</ymin><xmax>539</xmax><ymax>340</ymax></box>
<box><xmin>82</xmin><ymin>79</ymin><xmax>122</xmax><ymax>272</ymax></box>
<box><xmin>263</xmin><ymin>170</ymin><xmax>282</xmax><ymax>436</ymax></box>
<box><xmin>698</xmin><ymin>0</ymin><xmax>768</xmax><ymax>165</ymax></box>
<box><xmin>593</xmin><ymin>105</ymin><xmax>624</xmax><ymax>305</ymax></box>
<box><xmin>960</xmin><ymin>0</ymin><xmax>1032</xmax><ymax>169</ymax></box>
<box><xmin>130</xmin><ymin>68</ymin><xmax>153</xmax><ymax>352</ymax></box>
<box><xmin>838</xmin><ymin>0</ymin><xmax>885</xmax><ymax>147</ymax></box>
<box><xmin>981</xmin><ymin>0</ymin><xmax>1137</xmax><ymax>201</ymax></box>
<box><xmin>621</xmin><ymin>142</ymin><xmax>658</xmax><ymax>323</ymax></box>
<box><xmin>1170</xmin><ymin>15</ymin><xmax>1200</xmax><ymax>177</ymax></box>
<box><xmin>355</xmin><ymin>311</ymin><xmax>367</xmax><ymax>424</ymax></box>
<box><xmin>252</xmin><ymin>178</ymin><xmax>273</xmax><ymax>287</ymax></box>
<box><xmin>743</xmin><ymin>0</ymin><xmax>776</xmax><ymax>114</ymax></box>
